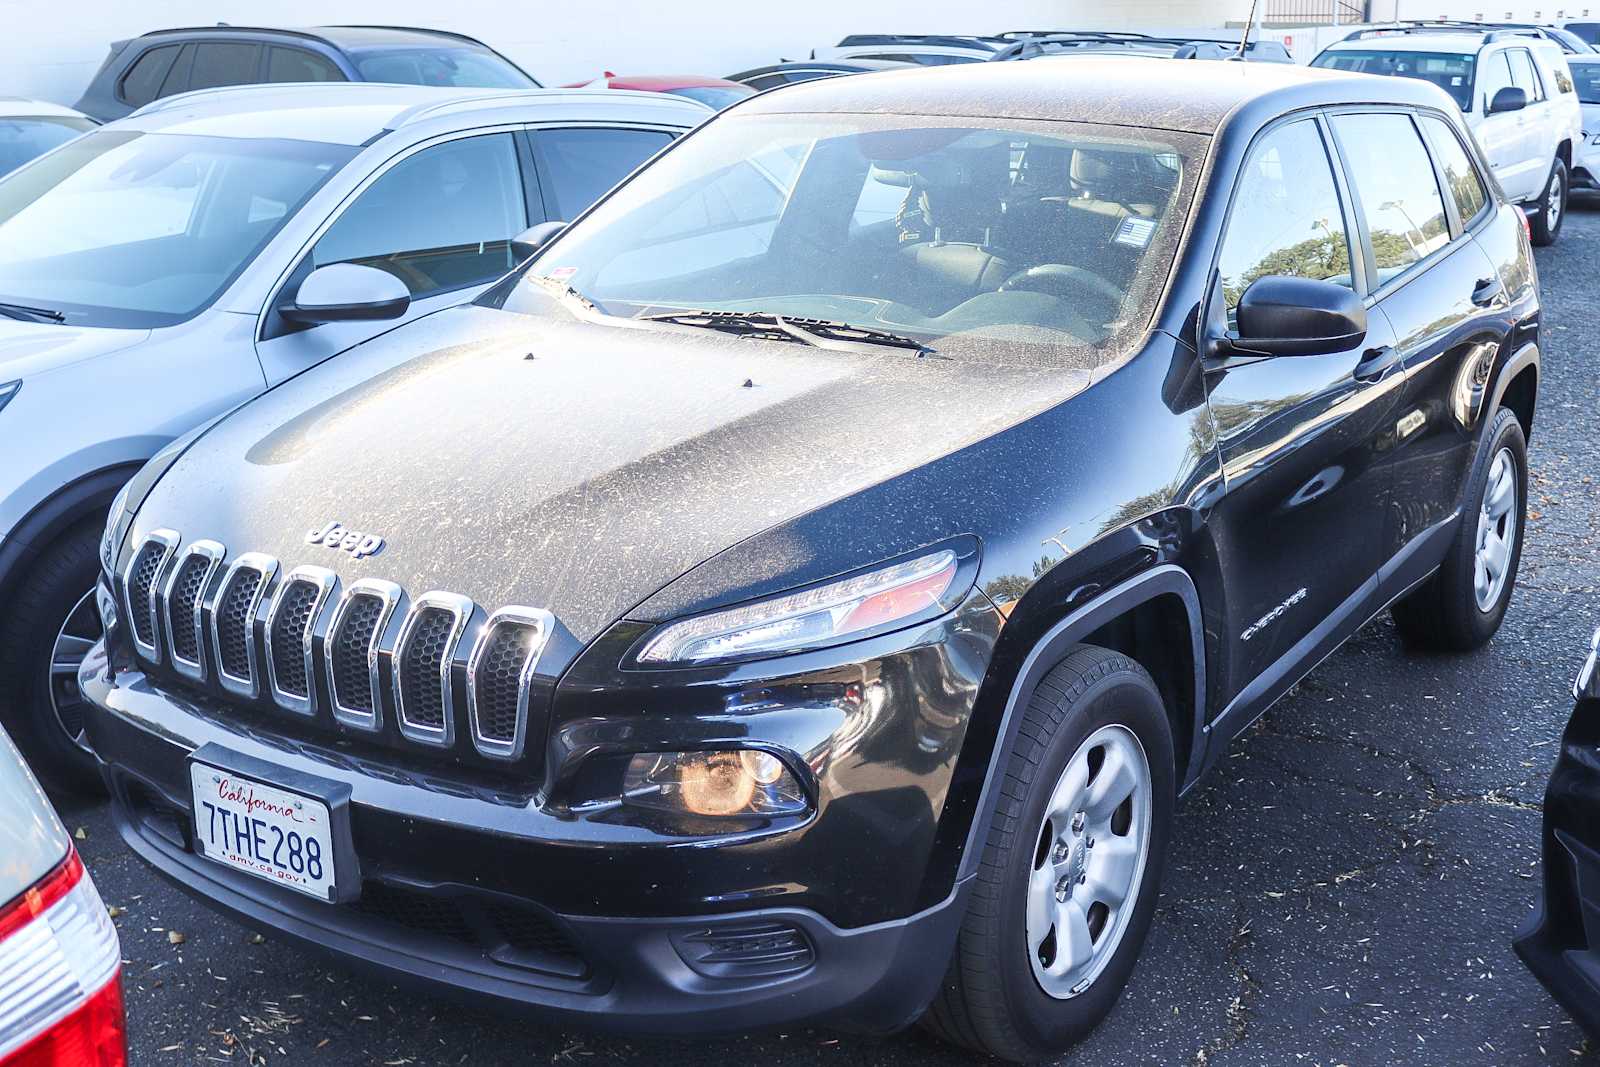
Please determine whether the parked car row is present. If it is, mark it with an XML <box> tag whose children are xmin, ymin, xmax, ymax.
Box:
<box><xmin>0</xmin><ymin>17</ymin><xmax>1596</xmax><ymax>1064</ymax></box>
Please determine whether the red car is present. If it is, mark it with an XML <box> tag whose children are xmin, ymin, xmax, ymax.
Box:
<box><xmin>562</xmin><ymin>72</ymin><xmax>755</xmax><ymax>110</ymax></box>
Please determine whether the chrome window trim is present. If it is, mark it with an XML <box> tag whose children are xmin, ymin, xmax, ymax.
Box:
<box><xmin>324</xmin><ymin>578</ymin><xmax>403</xmax><ymax>732</ymax></box>
<box><xmin>392</xmin><ymin>590</ymin><xmax>474</xmax><ymax>749</ymax></box>
<box><xmin>161</xmin><ymin>539</ymin><xmax>225</xmax><ymax>682</ymax></box>
<box><xmin>121</xmin><ymin>529</ymin><xmax>179</xmax><ymax>663</ymax></box>
<box><xmin>210</xmin><ymin>553</ymin><xmax>279</xmax><ymax>700</ymax></box>
<box><xmin>264</xmin><ymin>565</ymin><xmax>338</xmax><ymax>717</ymax></box>
<box><xmin>465</xmin><ymin>605</ymin><xmax>553</xmax><ymax>762</ymax></box>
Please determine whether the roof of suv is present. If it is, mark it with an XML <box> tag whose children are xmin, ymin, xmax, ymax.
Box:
<box><xmin>738</xmin><ymin>56</ymin><xmax>1454</xmax><ymax>135</ymax></box>
<box><xmin>115</xmin><ymin>83</ymin><xmax>707</xmax><ymax>145</ymax></box>
<box><xmin>1327</xmin><ymin>26</ymin><xmax>1569</xmax><ymax>55</ymax></box>
<box><xmin>129</xmin><ymin>24</ymin><xmax>495</xmax><ymax>51</ymax></box>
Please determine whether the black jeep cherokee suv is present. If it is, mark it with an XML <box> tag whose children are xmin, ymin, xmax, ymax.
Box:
<box><xmin>82</xmin><ymin>59</ymin><xmax>1539</xmax><ymax>1060</ymax></box>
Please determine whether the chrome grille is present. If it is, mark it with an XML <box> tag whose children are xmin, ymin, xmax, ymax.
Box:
<box><xmin>121</xmin><ymin>533</ymin><xmax>550</xmax><ymax>764</ymax></box>
<box><xmin>211</xmin><ymin>553</ymin><xmax>277</xmax><ymax>699</ymax></box>
<box><xmin>122</xmin><ymin>530</ymin><xmax>179</xmax><ymax>659</ymax></box>
<box><xmin>162</xmin><ymin>540</ymin><xmax>224</xmax><ymax>681</ymax></box>
<box><xmin>394</xmin><ymin>593</ymin><xmax>471</xmax><ymax>748</ymax></box>
<box><xmin>467</xmin><ymin>607</ymin><xmax>552</xmax><ymax>761</ymax></box>
<box><xmin>325</xmin><ymin>579</ymin><xmax>401</xmax><ymax>731</ymax></box>
<box><xmin>264</xmin><ymin>566</ymin><xmax>337</xmax><ymax>716</ymax></box>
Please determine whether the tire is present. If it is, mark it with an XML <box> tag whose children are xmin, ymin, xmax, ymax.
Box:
<box><xmin>923</xmin><ymin>644</ymin><xmax>1175</xmax><ymax>1061</ymax></box>
<box><xmin>0</xmin><ymin>520</ymin><xmax>107</xmax><ymax>795</ymax></box>
<box><xmin>1392</xmin><ymin>407</ymin><xmax>1527</xmax><ymax>652</ymax></box>
<box><xmin>1529</xmin><ymin>156</ymin><xmax>1567</xmax><ymax>247</ymax></box>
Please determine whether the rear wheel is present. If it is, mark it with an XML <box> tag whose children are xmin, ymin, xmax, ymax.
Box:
<box><xmin>923</xmin><ymin>645</ymin><xmax>1174</xmax><ymax>1061</ymax></box>
<box><xmin>1529</xmin><ymin>157</ymin><xmax>1567</xmax><ymax>247</ymax></box>
<box><xmin>0</xmin><ymin>522</ymin><xmax>106</xmax><ymax>795</ymax></box>
<box><xmin>1392</xmin><ymin>407</ymin><xmax>1527</xmax><ymax>652</ymax></box>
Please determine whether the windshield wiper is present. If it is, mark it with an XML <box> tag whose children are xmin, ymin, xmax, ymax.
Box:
<box><xmin>0</xmin><ymin>301</ymin><xmax>65</xmax><ymax>324</ymax></box>
<box><xmin>526</xmin><ymin>274</ymin><xmax>598</xmax><ymax>314</ymax></box>
<box><xmin>641</xmin><ymin>309</ymin><xmax>935</xmax><ymax>356</ymax></box>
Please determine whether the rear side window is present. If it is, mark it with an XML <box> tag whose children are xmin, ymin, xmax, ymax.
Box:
<box><xmin>531</xmin><ymin>128</ymin><xmax>673</xmax><ymax>221</ymax></box>
<box><xmin>1217</xmin><ymin>119</ymin><xmax>1355</xmax><ymax>313</ymax></box>
<box><xmin>1332</xmin><ymin>113</ymin><xmax>1450</xmax><ymax>285</ymax></box>
<box><xmin>187</xmin><ymin>42</ymin><xmax>262</xmax><ymax>92</ymax></box>
<box><xmin>1419</xmin><ymin>115</ymin><xmax>1488</xmax><ymax>226</ymax></box>
<box><xmin>1506</xmin><ymin>49</ymin><xmax>1545</xmax><ymax>103</ymax></box>
<box><xmin>266</xmin><ymin>47</ymin><xmax>344</xmax><ymax>83</ymax></box>
<box><xmin>311</xmin><ymin>133</ymin><xmax>529</xmax><ymax>299</ymax></box>
<box><xmin>119</xmin><ymin>45</ymin><xmax>182</xmax><ymax>107</ymax></box>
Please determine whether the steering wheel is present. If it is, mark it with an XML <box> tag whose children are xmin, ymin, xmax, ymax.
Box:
<box><xmin>999</xmin><ymin>264</ymin><xmax>1126</xmax><ymax>311</ymax></box>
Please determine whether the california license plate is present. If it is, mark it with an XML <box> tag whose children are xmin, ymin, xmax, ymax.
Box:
<box><xmin>189</xmin><ymin>761</ymin><xmax>338</xmax><ymax>900</ymax></box>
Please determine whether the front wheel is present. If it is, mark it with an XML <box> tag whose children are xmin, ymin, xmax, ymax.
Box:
<box><xmin>922</xmin><ymin>645</ymin><xmax>1174</xmax><ymax>1061</ymax></box>
<box><xmin>1529</xmin><ymin>157</ymin><xmax>1567</xmax><ymax>247</ymax></box>
<box><xmin>1392</xmin><ymin>407</ymin><xmax>1527</xmax><ymax>652</ymax></box>
<box><xmin>0</xmin><ymin>521</ymin><xmax>107</xmax><ymax>795</ymax></box>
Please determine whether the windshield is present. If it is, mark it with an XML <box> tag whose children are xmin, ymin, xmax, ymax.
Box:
<box><xmin>495</xmin><ymin>113</ymin><xmax>1200</xmax><ymax>367</ymax></box>
<box><xmin>0</xmin><ymin>117</ymin><xmax>95</xmax><ymax>178</ymax></box>
<box><xmin>1312</xmin><ymin>49</ymin><xmax>1476</xmax><ymax>110</ymax></box>
<box><xmin>1571</xmin><ymin>60</ymin><xmax>1600</xmax><ymax>103</ymax></box>
<box><xmin>352</xmin><ymin>47</ymin><xmax>537</xmax><ymax>88</ymax></box>
<box><xmin>0</xmin><ymin>130</ymin><xmax>354</xmax><ymax>328</ymax></box>
<box><xmin>1567</xmin><ymin>22</ymin><xmax>1600</xmax><ymax>45</ymax></box>
<box><xmin>664</xmin><ymin>85</ymin><xmax>755</xmax><ymax>110</ymax></box>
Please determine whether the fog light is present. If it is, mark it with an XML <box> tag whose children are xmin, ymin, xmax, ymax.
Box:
<box><xmin>623</xmin><ymin>750</ymin><xmax>808</xmax><ymax>818</ymax></box>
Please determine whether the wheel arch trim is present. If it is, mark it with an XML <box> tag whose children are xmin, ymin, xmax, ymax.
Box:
<box><xmin>1488</xmin><ymin>340</ymin><xmax>1538</xmax><ymax>441</ymax></box>
<box><xmin>955</xmin><ymin>563</ymin><xmax>1206</xmax><ymax>885</ymax></box>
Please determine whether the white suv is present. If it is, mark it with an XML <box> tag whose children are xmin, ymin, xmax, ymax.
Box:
<box><xmin>1568</xmin><ymin>55</ymin><xmax>1600</xmax><ymax>194</ymax></box>
<box><xmin>1313</xmin><ymin>27</ymin><xmax>1583</xmax><ymax>244</ymax></box>
<box><xmin>0</xmin><ymin>83</ymin><xmax>704</xmax><ymax>792</ymax></box>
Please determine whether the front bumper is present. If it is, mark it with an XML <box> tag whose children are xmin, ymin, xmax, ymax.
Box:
<box><xmin>1514</xmin><ymin>688</ymin><xmax>1600</xmax><ymax>1039</ymax></box>
<box><xmin>80</xmin><ymin>622</ymin><xmax>985</xmax><ymax>1033</ymax></box>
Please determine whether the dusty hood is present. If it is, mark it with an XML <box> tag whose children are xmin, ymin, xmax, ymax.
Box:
<box><xmin>0</xmin><ymin>319</ymin><xmax>150</xmax><ymax>380</ymax></box>
<box><xmin>131</xmin><ymin>305</ymin><xmax>1089</xmax><ymax>644</ymax></box>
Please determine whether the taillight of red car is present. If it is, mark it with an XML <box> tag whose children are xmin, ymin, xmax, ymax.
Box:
<box><xmin>0</xmin><ymin>849</ymin><xmax>125</xmax><ymax>1066</ymax></box>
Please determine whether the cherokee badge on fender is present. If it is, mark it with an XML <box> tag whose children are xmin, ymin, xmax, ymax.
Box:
<box><xmin>83</xmin><ymin>57</ymin><xmax>1539</xmax><ymax>1060</ymax></box>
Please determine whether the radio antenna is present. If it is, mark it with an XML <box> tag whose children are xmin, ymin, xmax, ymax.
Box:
<box><xmin>1233</xmin><ymin>0</ymin><xmax>1263</xmax><ymax>60</ymax></box>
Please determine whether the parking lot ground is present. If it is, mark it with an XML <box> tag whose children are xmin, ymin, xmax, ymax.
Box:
<box><xmin>63</xmin><ymin>203</ymin><xmax>1600</xmax><ymax>1067</ymax></box>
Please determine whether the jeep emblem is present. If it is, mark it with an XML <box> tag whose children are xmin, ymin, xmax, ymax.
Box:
<box><xmin>305</xmin><ymin>520</ymin><xmax>385</xmax><ymax>560</ymax></box>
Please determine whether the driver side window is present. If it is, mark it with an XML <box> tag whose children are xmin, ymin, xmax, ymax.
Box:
<box><xmin>309</xmin><ymin>133</ymin><xmax>529</xmax><ymax>300</ymax></box>
<box><xmin>1216</xmin><ymin>119</ymin><xmax>1354</xmax><ymax>319</ymax></box>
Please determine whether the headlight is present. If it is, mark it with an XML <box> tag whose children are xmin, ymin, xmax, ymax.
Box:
<box><xmin>0</xmin><ymin>380</ymin><xmax>18</xmax><ymax>415</ymax></box>
<box><xmin>623</xmin><ymin>750</ymin><xmax>808</xmax><ymax>817</ymax></box>
<box><xmin>98</xmin><ymin>480</ymin><xmax>132</xmax><ymax>575</ymax></box>
<box><xmin>636</xmin><ymin>548</ymin><xmax>960</xmax><ymax>666</ymax></box>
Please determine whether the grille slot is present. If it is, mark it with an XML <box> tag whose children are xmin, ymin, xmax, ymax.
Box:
<box><xmin>264</xmin><ymin>566</ymin><xmax>337</xmax><ymax>716</ymax></box>
<box><xmin>162</xmin><ymin>541</ymin><xmax>224</xmax><ymax>680</ymax></box>
<box><xmin>122</xmin><ymin>530</ymin><xmax>178</xmax><ymax>659</ymax></box>
<box><xmin>325</xmin><ymin>580</ymin><xmax>401</xmax><ymax>731</ymax></box>
<box><xmin>467</xmin><ymin>607</ymin><xmax>552</xmax><ymax>761</ymax></box>
<box><xmin>393</xmin><ymin>592</ymin><xmax>472</xmax><ymax>748</ymax></box>
<box><xmin>210</xmin><ymin>554</ymin><xmax>277</xmax><ymax>698</ymax></box>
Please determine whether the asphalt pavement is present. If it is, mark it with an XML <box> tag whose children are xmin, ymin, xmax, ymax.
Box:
<box><xmin>61</xmin><ymin>203</ymin><xmax>1600</xmax><ymax>1067</ymax></box>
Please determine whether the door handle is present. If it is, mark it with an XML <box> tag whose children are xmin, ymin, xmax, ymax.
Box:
<box><xmin>1354</xmin><ymin>345</ymin><xmax>1399</xmax><ymax>382</ymax></box>
<box><xmin>1471</xmin><ymin>276</ymin><xmax>1504</xmax><ymax>307</ymax></box>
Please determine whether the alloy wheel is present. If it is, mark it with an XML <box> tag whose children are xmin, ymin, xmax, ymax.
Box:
<box><xmin>45</xmin><ymin>589</ymin><xmax>101</xmax><ymax>753</ymax></box>
<box><xmin>1474</xmin><ymin>447</ymin><xmax>1518</xmax><ymax>613</ymax></box>
<box><xmin>1026</xmin><ymin>723</ymin><xmax>1152</xmax><ymax>999</ymax></box>
<box><xmin>1547</xmin><ymin>168</ymin><xmax>1563</xmax><ymax>232</ymax></box>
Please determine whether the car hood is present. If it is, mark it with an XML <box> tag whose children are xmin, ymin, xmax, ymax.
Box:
<box><xmin>0</xmin><ymin>320</ymin><xmax>151</xmax><ymax>380</ymax></box>
<box><xmin>130</xmin><ymin>304</ymin><xmax>1092</xmax><ymax>645</ymax></box>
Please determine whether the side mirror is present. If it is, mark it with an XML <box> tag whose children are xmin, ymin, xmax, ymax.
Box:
<box><xmin>1229</xmin><ymin>275</ymin><xmax>1366</xmax><ymax>356</ymax></box>
<box><xmin>282</xmin><ymin>263</ymin><xmax>410</xmax><ymax>325</ymax></box>
<box><xmin>1488</xmin><ymin>86</ymin><xmax>1528</xmax><ymax>114</ymax></box>
<box><xmin>511</xmin><ymin>220</ymin><xmax>568</xmax><ymax>263</ymax></box>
